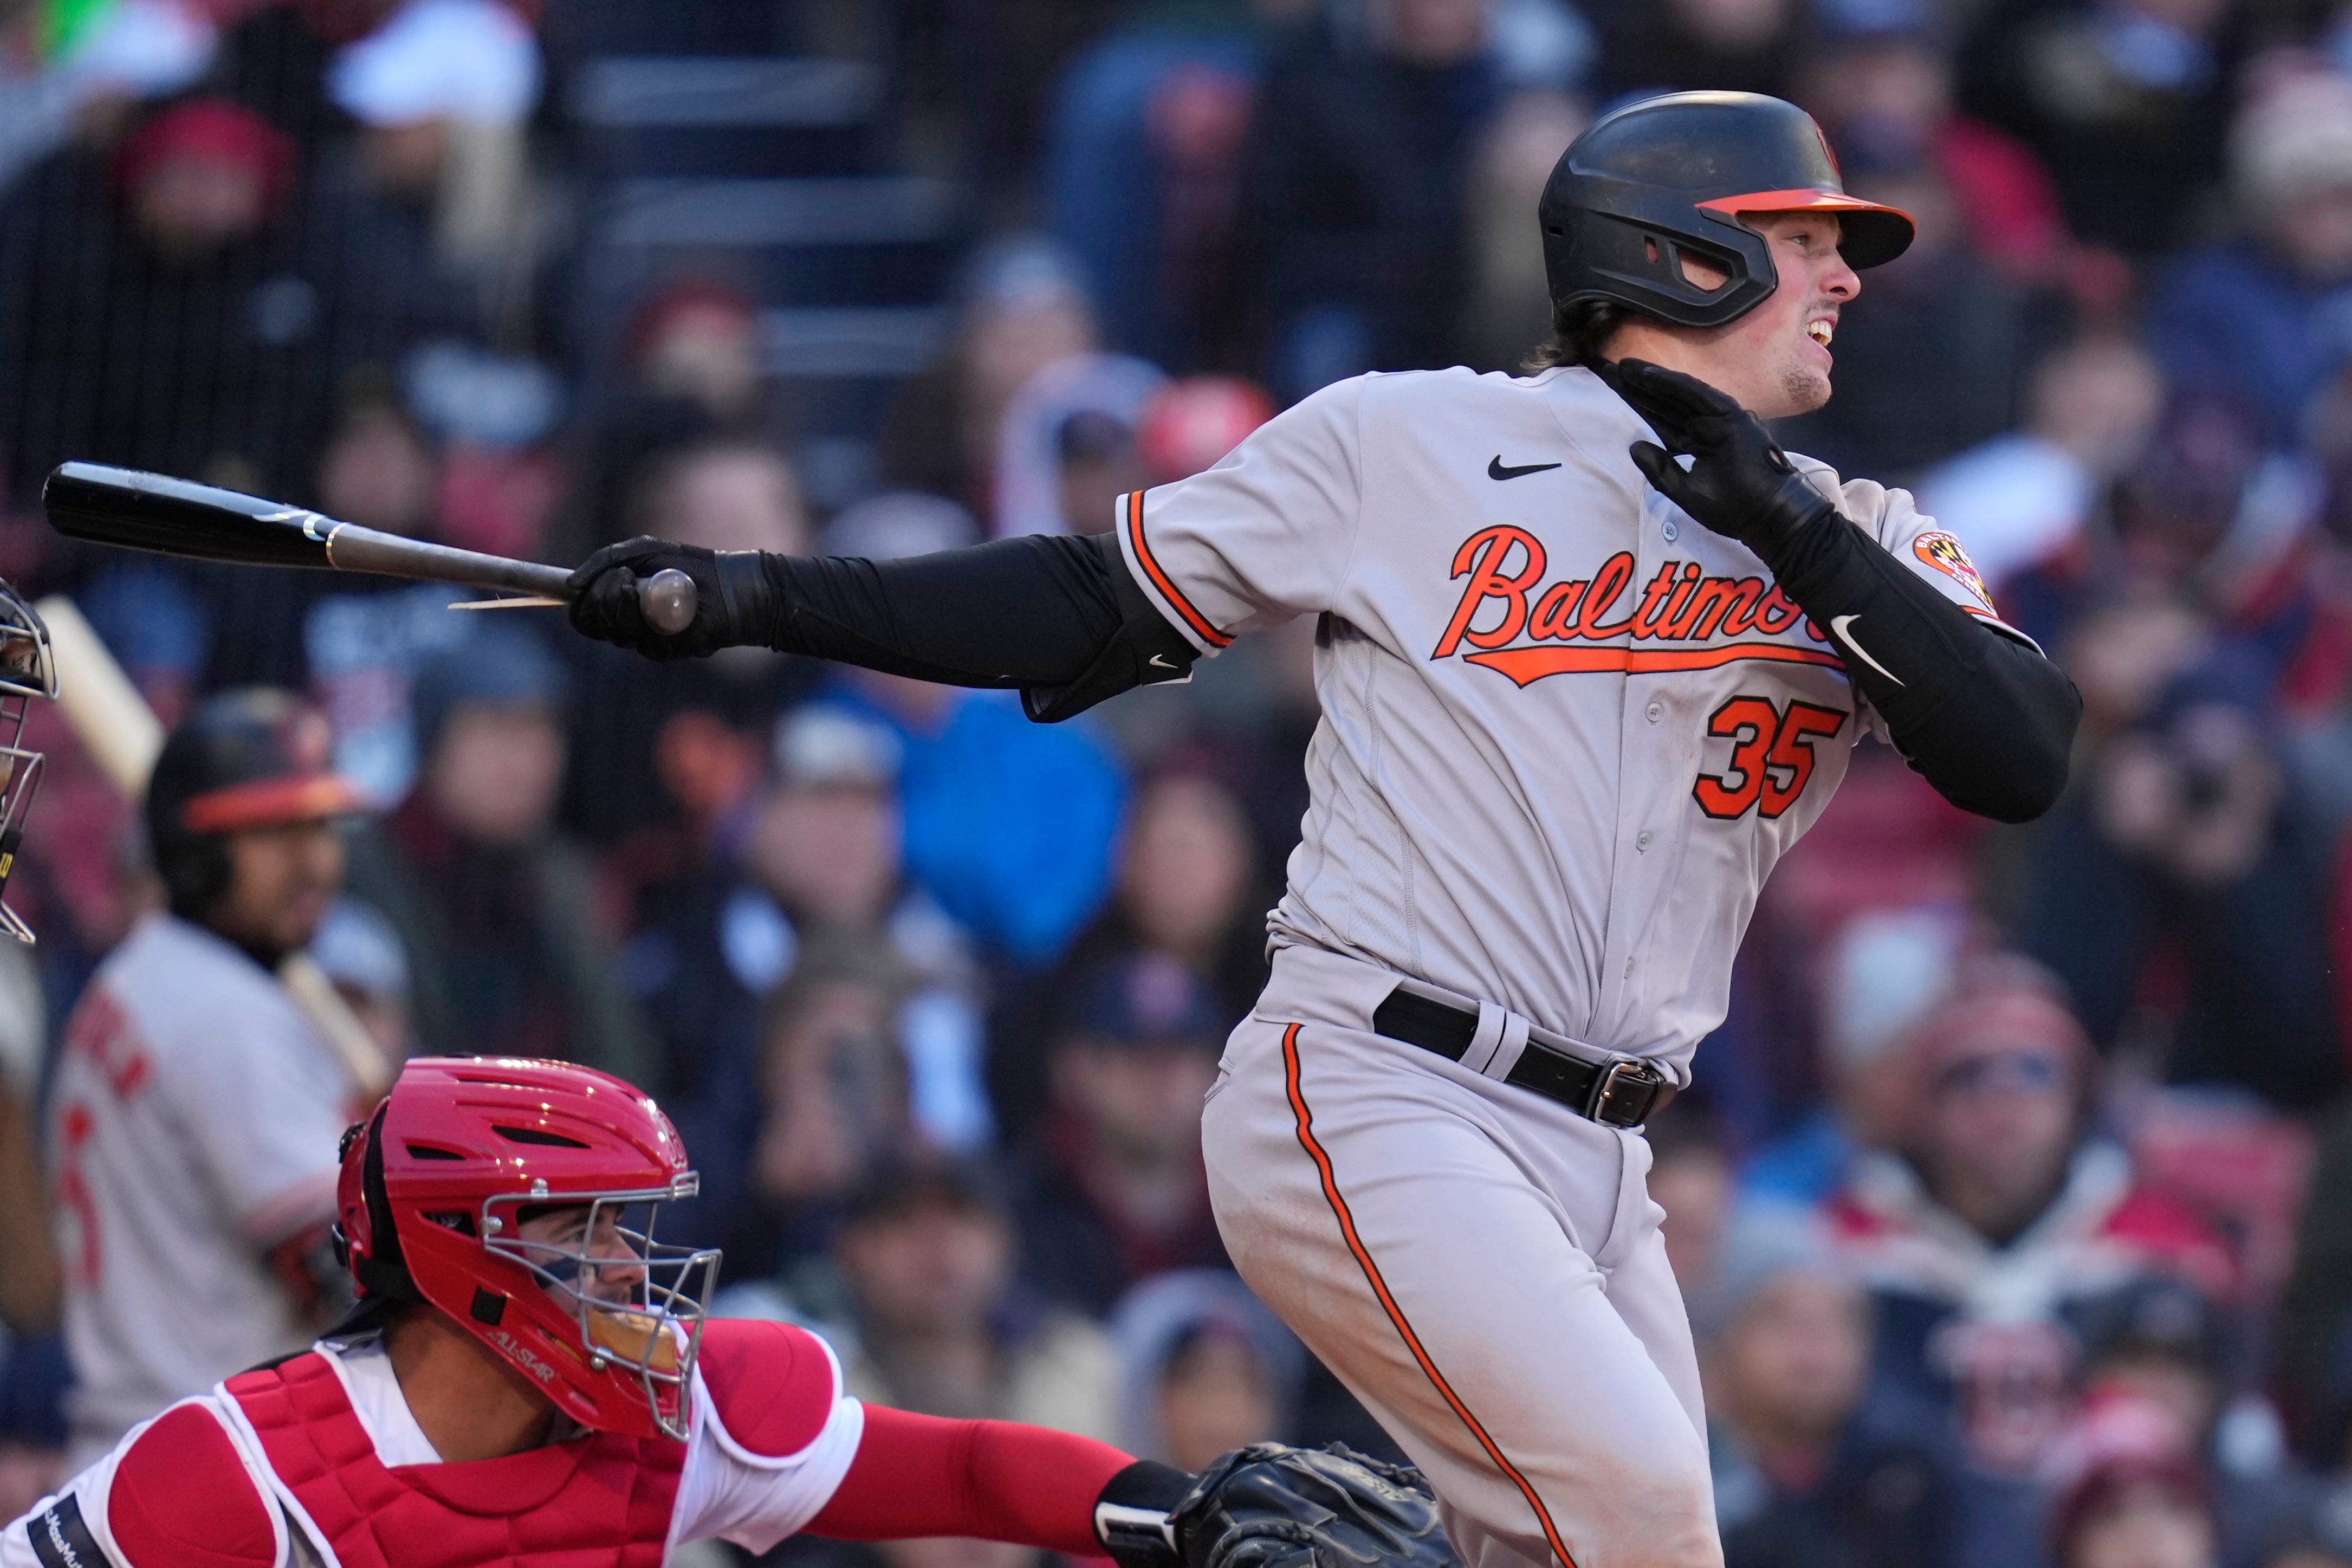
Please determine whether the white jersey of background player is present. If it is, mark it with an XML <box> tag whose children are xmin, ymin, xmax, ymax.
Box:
<box><xmin>50</xmin><ymin>690</ymin><xmax>365</xmax><ymax>1467</ymax></box>
<box><xmin>567</xmin><ymin>92</ymin><xmax>2078</xmax><ymax>1568</ymax></box>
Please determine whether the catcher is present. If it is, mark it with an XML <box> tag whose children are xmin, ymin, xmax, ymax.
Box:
<box><xmin>5</xmin><ymin>1056</ymin><xmax>1441</xmax><ymax>1568</ymax></box>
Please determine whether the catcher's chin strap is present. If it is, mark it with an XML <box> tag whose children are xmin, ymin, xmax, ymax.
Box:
<box><xmin>1095</xmin><ymin>1460</ymin><xmax>1194</xmax><ymax>1568</ymax></box>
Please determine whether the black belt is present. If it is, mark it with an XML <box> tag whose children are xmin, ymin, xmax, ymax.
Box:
<box><xmin>1370</xmin><ymin>987</ymin><xmax>1673</xmax><ymax>1129</ymax></box>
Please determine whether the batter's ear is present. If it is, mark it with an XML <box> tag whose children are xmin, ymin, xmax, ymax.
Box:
<box><xmin>1022</xmin><ymin>534</ymin><xmax>1200</xmax><ymax>724</ymax></box>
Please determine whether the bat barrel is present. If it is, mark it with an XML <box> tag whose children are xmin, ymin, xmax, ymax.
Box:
<box><xmin>43</xmin><ymin>462</ymin><xmax>679</xmax><ymax>625</ymax></box>
<box><xmin>45</xmin><ymin>463</ymin><xmax>335</xmax><ymax>567</ymax></box>
<box><xmin>44</xmin><ymin>463</ymin><xmax>572</xmax><ymax>600</ymax></box>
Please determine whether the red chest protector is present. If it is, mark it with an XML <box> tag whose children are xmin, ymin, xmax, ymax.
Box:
<box><xmin>224</xmin><ymin>1352</ymin><xmax>684</xmax><ymax>1568</ymax></box>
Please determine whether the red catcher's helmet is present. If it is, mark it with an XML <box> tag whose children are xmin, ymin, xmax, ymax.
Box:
<box><xmin>334</xmin><ymin>1057</ymin><xmax>719</xmax><ymax>1440</ymax></box>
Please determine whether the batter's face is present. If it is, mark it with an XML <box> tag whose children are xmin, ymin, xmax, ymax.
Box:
<box><xmin>211</xmin><ymin>817</ymin><xmax>344</xmax><ymax>957</ymax></box>
<box><xmin>1609</xmin><ymin>213</ymin><xmax>1858</xmax><ymax>419</ymax></box>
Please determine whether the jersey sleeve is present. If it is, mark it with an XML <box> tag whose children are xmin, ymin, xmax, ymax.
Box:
<box><xmin>160</xmin><ymin>993</ymin><xmax>346</xmax><ymax>1248</ymax></box>
<box><xmin>671</xmin><ymin>1320</ymin><xmax>867</xmax><ymax>1554</ymax></box>
<box><xmin>1830</xmin><ymin>471</ymin><xmax>2040</xmax><ymax>650</ymax></box>
<box><xmin>1115</xmin><ymin>375</ymin><xmax>1366</xmax><ymax>653</ymax></box>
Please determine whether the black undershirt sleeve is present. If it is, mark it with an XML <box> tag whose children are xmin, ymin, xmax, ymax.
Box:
<box><xmin>1758</xmin><ymin>513</ymin><xmax>2081</xmax><ymax>823</ymax></box>
<box><xmin>752</xmin><ymin>532</ymin><xmax>1198</xmax><ymax>721</ymax></box>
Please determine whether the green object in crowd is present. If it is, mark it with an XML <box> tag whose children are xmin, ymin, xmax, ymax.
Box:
<box><xmin>38</xmin><ymin>0</ymin><xmax>117</xmax><ymax>61</ymax></box>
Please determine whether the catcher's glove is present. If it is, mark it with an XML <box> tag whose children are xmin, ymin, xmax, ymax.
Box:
<box><xmin>1096</xmin><ymin>1444</ymin><xmax>1460</xmax><ymax>1568</ymax></box>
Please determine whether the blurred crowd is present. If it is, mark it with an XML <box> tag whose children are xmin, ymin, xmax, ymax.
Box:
<box><xmin>5</xmin><ymin>0</ymin><xmax>2352</xmax><ymax>1565</ymax></box>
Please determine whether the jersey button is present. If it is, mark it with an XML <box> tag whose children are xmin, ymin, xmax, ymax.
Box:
<box><xmin>1662</xmin><ymin>520</ymin><xmax>1680</xmax><ymax>542</ymax></box>
<box><xmin>1636</xmin><ymin>831</ymin><xmax>1653</xmax><ymax>852</ymax></box>
<box><xmin>1645</xmin><ymin>699</ymin><xmax>1663</xmax><ymax>723</ymax></box>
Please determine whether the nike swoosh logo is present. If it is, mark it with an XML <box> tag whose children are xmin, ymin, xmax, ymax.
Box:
<box><xmin>1148</xmin><ymin>653</ymin><xmax>1176</xmax><ymax>669</ymax></box>
<box><xmin>1489</xmin><ymin>456</ymin><xmax>1563</xmax><ymax>481</ymax></box>
<box><xmin>1830</xmin><ymin>614</ymin><xmax>1903</xmax><ymax>686</ymax></box>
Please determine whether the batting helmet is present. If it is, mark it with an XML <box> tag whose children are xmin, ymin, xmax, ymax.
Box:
<box><xmin>1539</xmin><ymin>92</ymin><xmax>1915</xmax><ymax>332</ymax></box>
<box><xmin>334</xmin><ymin>1057</ymin><xmax>720</xmax><ymax>1441</ymax></box>
<box><xmin>143</xmin><ymin>686</ymin><xmax>360</xmax><ymax>917</ymax></box>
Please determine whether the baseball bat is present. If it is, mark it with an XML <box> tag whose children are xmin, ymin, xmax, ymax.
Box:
<box><xmin>42</xmin><ymin>463</ymin><xmax>699</xmax><ymax>634</ymax></box>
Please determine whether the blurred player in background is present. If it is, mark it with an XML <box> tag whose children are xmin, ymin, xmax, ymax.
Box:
<box><xmin>47</xmin><ymin>688</ymin><xmax>366</xmax><ymax>1468</ymax></box>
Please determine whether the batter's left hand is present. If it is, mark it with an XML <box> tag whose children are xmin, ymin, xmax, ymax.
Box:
<box><xmin>567</xmin><ymin>536</ymin><xmax>774</xmax><ymax>660</ymax></box>
<box><xmin>1599</xmin><ymin>358</ymin><xmax>1836</xmax><ymax>560</ymax></box>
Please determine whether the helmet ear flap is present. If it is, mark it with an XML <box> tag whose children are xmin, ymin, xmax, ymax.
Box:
<box><xmin>353</xmin><ymin>1102</ymin><xmax>423</xmax><ymax>1306</ymax></box>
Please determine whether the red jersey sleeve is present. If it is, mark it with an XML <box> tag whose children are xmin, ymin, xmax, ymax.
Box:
<box><xmin>808</xmin><ymin>1405</ymin><xmax>1133</xmax><ymax>1558</ymax></box>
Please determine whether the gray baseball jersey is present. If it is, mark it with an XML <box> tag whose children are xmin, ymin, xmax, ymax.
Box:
<box><xmin>1116</xmin><ymin>363</ymin><xmax>2010</xmax><ymax>1083</ymax></box>
<box><xmin>48</xmin><ymin>913</ymin><xmax>352</xmax><ymax>1468</ymax></box>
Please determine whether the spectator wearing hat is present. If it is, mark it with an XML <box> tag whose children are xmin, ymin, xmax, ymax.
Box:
<box><xmin>1009</xmin><ymin>762</ymin><xmax>1272</xmax><ymax>1144</ymax></box>
<box><xmin>563</xmin><ymin>279</ymin><xmax>776</xmax><ymax>562</ymax></box>
<box><xmin>2076</xmin><ymin>1277</ymin><xmax>2311</xmax><ymax>1568</ymax></box>
<box><xmin>876</xmin><ymin>236</ymin><xmax>1102</xmax><ymax>519</ymax></box>
<box><xmin>992</xmin><ymin>351</ymin><xmax>1163</xmax><ymax>539</ymax></box>
<box><xmin>341</xmin><ymin>623</ymin><xmax>652</xmax><ymax>1081</ymax></box>
<box><xmin>1739</xmin><ymin>906</ymin><xmax>1969</xmax><ymax>1214</ymax></box>
<box><xmin>621</xmin><ymin>704</ymin><xmax>990</xmax><ymax>1247</ymax></box>
<box><xmin>1822</xmin><ymin>957</ymin><xmax>2233</xmax><ymax>1476</ymax></box>
<box><xmin>801</xmin><ymin>507</ymin><xmax>1123</xmax><ymax>970</ymax></box>
<box><xmin>0</xmin><ymin>94</ymin><xmax>329</xmax><ymax>506</ymax></box>
<box><xmin>294</xmin><ymin>0</ymin><xmax>545</xmax><ymax>381</ymax></box>
<box><xmin>2148</xmin><ymin>73</ymin><xmax>2352</xmax><ymax>448</ymax></box>
<box><xmin>1701</xmin><ymin>1215</ymin><xmax>1959</xmax><ymax>1568</ymax></box>
<box><xmin>1110</xmin><ymin>1269</ymin><xmax>1306</xmax><ymax>1470</ymax></box>
<box><xmin>824</xmin><ymin>1165</ymin><xmax>1117</xmax><ymax>1442</ymax></box>
<box><xmin>1011</xmin><ymin>953</ymin><xmax>1233</xmax><ymax>1318</ymax></box>
<box><xmin>2053</xmin><ymin>1437</ymin><xmax>2222</xmax><ymax>1568</ymax></box>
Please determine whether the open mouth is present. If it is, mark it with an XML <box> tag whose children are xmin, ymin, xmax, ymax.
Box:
<box><xmin>1805</xmin><ymin>319</ymin><xmax>1835</xmax><ymax>350</ymax></box>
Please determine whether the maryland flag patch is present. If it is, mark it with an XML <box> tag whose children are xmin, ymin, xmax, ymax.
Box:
<box><xmin>1913</xmin><ymin>530</ymin><xmax>1994</xmax><ymax>611</ymax></box>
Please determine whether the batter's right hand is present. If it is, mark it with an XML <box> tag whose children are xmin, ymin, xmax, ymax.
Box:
<box><xmin>1597</xmin><ymin>358</ymin><xmax>1837</xmax><ymax>564</ymax></box>
<box><xmin>567</xmin><ymin>537</ymin><xmax>773</xmax><ymax>660</ymax></box>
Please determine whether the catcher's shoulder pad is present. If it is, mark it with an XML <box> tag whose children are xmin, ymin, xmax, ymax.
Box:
<box><xmin>105</xmin><ymin>1401</ymin><xmax>283</xmax><ymax>1567</ymax></box>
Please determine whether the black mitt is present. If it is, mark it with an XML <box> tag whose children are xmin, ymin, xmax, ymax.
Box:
<box><xmin>1172</xmin><ymin>1444</ymin><xmax>1460</xmax><ymax>1568</ymax></box>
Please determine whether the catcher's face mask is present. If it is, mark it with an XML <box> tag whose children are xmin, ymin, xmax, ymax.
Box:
<box><xmin>0</xmin><ymin>585</ymin><xmax>56</xmax><ymax>945</ymax></box>
<box><xmin>487</xmin><ymin>1188</ymin><xmax>720</xmax><ymax>1439</ymax></box>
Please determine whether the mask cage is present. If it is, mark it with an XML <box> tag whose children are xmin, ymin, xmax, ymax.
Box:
<box><xmin>480</xmin><ymin>1181</ymin><xmax>720</xmax><ymax>1440</ymax></box>
<box><xmin>0</xmin><ymin>597</ymin><xmax>54</xmax><ymax>948</ymax></box>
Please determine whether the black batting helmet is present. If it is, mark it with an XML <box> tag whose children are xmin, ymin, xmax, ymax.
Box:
<box><xmin>1539</xmin><ymin>92</ymin><xmax>1915</xmax><ymax>332</ymax></box>
<box><xmin>144</xmin><ymin>687</ymin><xmax>361</xmax><ymax>917</ymax></box>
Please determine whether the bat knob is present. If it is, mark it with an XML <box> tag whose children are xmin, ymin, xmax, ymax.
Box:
<box><xmin>640</xmin><ymin>568</ymin><xmax>698</xmax><ymax>636</ymax></box>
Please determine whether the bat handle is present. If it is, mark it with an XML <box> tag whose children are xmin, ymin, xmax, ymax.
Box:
<box><xmin>640</xmin><ymin>568</ymin><xmax>698</xmax><ymax>636</ymax></box>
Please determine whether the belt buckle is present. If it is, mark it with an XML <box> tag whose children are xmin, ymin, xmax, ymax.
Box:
<box><xmin>1584</xmin><ymin>1059</ymin><xmax>1664</xmax><ymax>1126</ymax></box>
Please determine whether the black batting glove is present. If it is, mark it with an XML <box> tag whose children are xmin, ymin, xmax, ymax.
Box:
<box><xmin>1597</xmin><ymin>358</ymin><xmax>1838</xmax><ymax>568</ymax></box>
<box><xmin>566</xmin><ymin>536</ymin><xmax>775</xmax><ymax>660</ymax></box>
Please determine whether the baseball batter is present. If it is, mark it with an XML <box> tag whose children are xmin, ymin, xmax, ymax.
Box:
<box><xmin>567</xmin><ymin>93</ymin><xmax>2080</xmax><ymax>1568</ymax></box>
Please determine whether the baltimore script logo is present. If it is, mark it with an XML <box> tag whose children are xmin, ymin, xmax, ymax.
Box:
<box><xmin>1431</xmin><ymin>524</ymin><xmax>1846</xmax><ymax>684</ymax></box>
